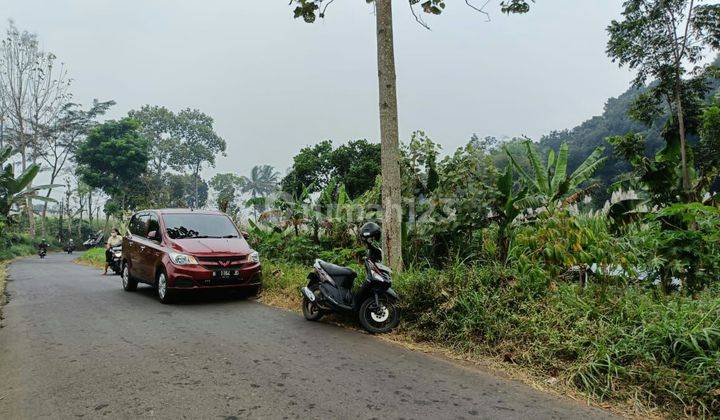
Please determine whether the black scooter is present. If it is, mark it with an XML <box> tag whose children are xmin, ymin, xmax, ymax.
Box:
<box><xmin>301</xmin><ymin>222</ymin><xmax>400</xmax><ymax>334</ymax></box>
<box><xmin>38</xmin><ymin>248</ymin><xmax>47</xmax><ymax>259</ymax></box>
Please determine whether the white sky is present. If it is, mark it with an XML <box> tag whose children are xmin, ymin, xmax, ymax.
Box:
<box><xmin>3</xmin><ymin>0</ymin><xmax>634</xmax><ymax>181</ymax></box>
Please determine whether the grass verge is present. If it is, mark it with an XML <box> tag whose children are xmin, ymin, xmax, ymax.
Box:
<box><xmin>260</xmin><ymin>260</ymin><xmax>718</xmax><ymax>418</ymax></box>
<box><xmin>75</xmin><ymin>247</ymin><xmax>105</xmax><ymax>268</ymax></box>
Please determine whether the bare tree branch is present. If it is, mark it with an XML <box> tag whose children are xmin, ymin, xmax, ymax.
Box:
<box><xmin>466</xmin><ymin>0</ymin><xmax>492</xmax><ymax>22</ymax></box>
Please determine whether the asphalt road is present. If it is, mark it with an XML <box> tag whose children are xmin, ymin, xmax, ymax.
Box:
<box><xmin>0</xmin><ymin>253</ymin><xmax>615</xmax><ymax>419</ymax></box>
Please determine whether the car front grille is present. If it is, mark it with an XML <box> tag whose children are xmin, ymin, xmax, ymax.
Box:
<box><xmin>196</xmin><ymin>255</ymin><xmax>249</xmax><ymax>270</ymax></box>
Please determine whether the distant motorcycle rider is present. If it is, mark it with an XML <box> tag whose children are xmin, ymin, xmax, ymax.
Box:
<box><xmin>38</xmin><ymin>239</ymin><xmax>49</xmax><ymax>257</ymax></box>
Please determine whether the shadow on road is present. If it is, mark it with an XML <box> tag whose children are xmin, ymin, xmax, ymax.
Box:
<box><xmin>127</xmin><ymin>281</ymin><xmax>260</xmax><ymax>306</ymax></box>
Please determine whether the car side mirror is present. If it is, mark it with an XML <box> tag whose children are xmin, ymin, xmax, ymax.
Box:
<box><xmin>241</xmin><ymin>231</ymin><xmax>249</xmax><ymax>239</ymax></box>
<box><xmin>147</xmin><ymin>230</ymin><xmax>160</xmax><ymax>241</ymax></box>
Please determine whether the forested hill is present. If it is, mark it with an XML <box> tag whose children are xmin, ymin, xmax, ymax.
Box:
<box><xmin>536</xmin><ymin>56</ymin><xmax>720</xmax><ymax>200</ymax></box>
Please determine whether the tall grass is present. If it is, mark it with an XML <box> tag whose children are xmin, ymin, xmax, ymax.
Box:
<box><xmin>397</xmin><ymin>263</ymin><xmax>720</xmax><ymax>417</ymax></box>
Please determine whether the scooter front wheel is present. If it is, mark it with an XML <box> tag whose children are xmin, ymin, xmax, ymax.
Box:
<box><xmin>359</xmin><ymin>295</ymin><xmax>399</xmax><ymax>334</ymax></box>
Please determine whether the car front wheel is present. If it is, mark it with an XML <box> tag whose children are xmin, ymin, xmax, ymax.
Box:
<box><xmin>122</xmin><ymin>263</ymin><xmax>138</xmax><ymax>291</ymax></box>
<box><xmin>156</xmin><ymin>270</ymin><xmax>174</xmax><ymax>304</ymax></box>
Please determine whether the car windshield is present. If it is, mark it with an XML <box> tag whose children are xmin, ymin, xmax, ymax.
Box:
<box><xmin>163</xmin><ymin>213</ymin><xmax>239</xmax><ymax>239</ymax></box>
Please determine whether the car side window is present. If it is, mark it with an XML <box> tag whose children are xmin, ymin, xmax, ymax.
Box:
<box><xmin>128</xmin><ymin>215</ymin><xmax>140</xmax><ymax>236</ymax></box>
<box><xmin>147</xmin><ymin>213</ymin><xmax>160</xmax><ymax>239</ymax></box>
<box><xmin>137</xmin><ymin>214</ymin><xmax>150</xmax><ymax>237</ymax></box>
<box><xmin>129</xmin><ymin>213</ymin><xmax>148</xmax><ymax>237</ymax></box>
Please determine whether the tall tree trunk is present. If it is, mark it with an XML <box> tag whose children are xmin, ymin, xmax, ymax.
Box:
<box><xmin>193</xmin><ymin>167</ymin><xmax>199</xmax><ymax>208</ymax></box>
<box><xmin>67</xmin><ymin>199</ymin><xmax>72</xmax><ymax>239</ymax></box>
<box><xmin>20</xmin><ymin>147</ymin><xmax>36</xmax><ymax>237</ymax></box>
<box><xmin>88</xmin><ymin>189</ymin><xmax>93</xmax><ymax>225</ymax></box>
<box><xmin>675</xmin><ymin>89</ymin><xmax>691</xmax><ymax>196</ymax></box>
<box><xmin>375</xmin><ymin>0</ymin><xmax>403</xmax><ymax>272</ymax></box>
<box><xmin>40</xmin><ymin>175</ymin><xmax>57</xmax><ymax>238</ymax></box>
<box><xmin>58</xmin><ymin>200</ymin><xmax>63</xmax><ymax>241</ymax></box>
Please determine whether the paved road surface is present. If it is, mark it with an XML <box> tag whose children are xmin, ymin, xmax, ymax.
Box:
<box><xmin>0</xmin><ymin>253</ymin><xmax>615</xmax><ymax>419</ymax></box>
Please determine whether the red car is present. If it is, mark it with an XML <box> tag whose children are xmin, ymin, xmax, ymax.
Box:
<box><xmin>121</xmin><ymin>209</ymin><xmax>261</xmax><ymax>303</ymax></box>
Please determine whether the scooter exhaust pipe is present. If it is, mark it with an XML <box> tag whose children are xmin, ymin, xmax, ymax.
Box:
<box><xmin>301</xmin><ymin>286</ymin><xmax>316</xmax><ymax>302</ymax></box>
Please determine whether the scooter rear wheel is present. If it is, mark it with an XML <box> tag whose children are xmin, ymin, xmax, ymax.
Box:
<box><xmin>302</xmin><ymin>287</ymin><xmax>324</xmax><ymax>321</ymax></box>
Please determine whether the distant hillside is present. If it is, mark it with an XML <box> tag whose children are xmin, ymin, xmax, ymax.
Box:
<box><xmin>537</xmin><ymin>56</ymin><xmax>720</xmax><ymax>200</ymax></box>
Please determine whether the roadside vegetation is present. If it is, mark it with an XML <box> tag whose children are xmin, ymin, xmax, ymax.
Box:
<box><xmin>75</xmin><ymin>247</ymin><xmax>105</xmax><ymax>268</ymax></box>
<box><xmin>252</xmin><ymin>124</ymin><xmax>720</xmax><ymax>416</ymax></box>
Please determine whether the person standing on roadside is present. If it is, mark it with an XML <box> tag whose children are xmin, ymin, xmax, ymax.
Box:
<box><xmin>103</xmin><ymin>228</ymin><xmax>122</xmax><ymax>275</ymax></box>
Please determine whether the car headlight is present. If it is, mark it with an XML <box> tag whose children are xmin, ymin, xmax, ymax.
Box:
<box><xmin>169</xmin><ymin>252</ymin><xmax>198</xmax><ymax>265</ymax></box>
<box><xmin>249</xmin><ymin>251</ymin><xmax>260</xmax><ymax>264</ymax></box>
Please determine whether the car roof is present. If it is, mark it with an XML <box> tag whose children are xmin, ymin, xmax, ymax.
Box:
<box><xmin>136</xmin><ymin>208</ymin><xmax>227</xmax><ymax>216</ymax></box>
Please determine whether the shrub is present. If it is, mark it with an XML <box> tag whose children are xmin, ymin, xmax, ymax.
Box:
<box><xmin>509</xmin><ymin>210</ymin><xmax>637</xmax><ymax>285</ymax></box>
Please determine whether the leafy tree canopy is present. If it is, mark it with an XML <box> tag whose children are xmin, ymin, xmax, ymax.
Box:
<box><xmin>282</xmin><ymin>139</ymin><xmax>380</xmax><ymax>199</ymax></box>
<box><xmin>74</xmin><ymin>118</ymin><xmax>150</xmax><ymax>209</ymax></box>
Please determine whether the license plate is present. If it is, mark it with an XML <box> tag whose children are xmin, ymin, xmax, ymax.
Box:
<box><xmin>214</xmin><ymin>270</ymin><xmax>239</xmax><ymax>278</ymax></box>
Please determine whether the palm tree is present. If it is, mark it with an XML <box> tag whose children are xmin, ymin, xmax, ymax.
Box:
<box><xmin>242</xmin><ymin>165</ymin><xmax>279</xmax><ymax>218</ymax></box>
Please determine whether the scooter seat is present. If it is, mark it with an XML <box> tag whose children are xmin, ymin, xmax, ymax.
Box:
<box><xmin>318</xmin><ymin>260</ymin><xmax>357</xmax><ymax>278</ymax></box>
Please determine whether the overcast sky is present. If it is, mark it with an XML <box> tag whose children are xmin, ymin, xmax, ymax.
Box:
<box><xmin>3</xmin><ymin>0</ymin><xmax>634</xmax><ymax>180</ymax></box>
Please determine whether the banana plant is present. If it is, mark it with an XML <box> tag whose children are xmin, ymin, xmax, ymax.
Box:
<box><xmin>1</xmin><ymin>146</ymin><xmax>60</xmax><ymax>218</ymax></box>
<box><xmin>505</xmin><ymin>140</ymin><xmax>606</xmax><ymax>208</ymax></box>
<box><xmin>490</xmin><ymin>164</ymin><xmax>527</xmax><ymax>261</ymax></box>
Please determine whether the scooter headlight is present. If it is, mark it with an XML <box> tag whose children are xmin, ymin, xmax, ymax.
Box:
<box><xmin>169</xmin><ymin>252</ymin><xmax>198</xmax><ymax>265</ymax></box>
<box><xmin>114</xmin><ymin>250</ymin><xmax>123</xmax><ymax>258</ymax></box>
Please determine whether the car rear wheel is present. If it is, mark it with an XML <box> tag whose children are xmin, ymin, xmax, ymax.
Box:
<box><xmin>156</xmin><ymin>270</ymin><xmax>173</xmax><ymax>304</ymax></box>
<box><xmin>121</xmin><ymin>263</ymin><xmax>138</xmax><ymax>291</ymax></box>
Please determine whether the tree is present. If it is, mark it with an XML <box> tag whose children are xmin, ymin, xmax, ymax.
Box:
<box><xmin>38</xmin><ymin>100</ymin><xmax>114</xmax><ymax>236</ymax></box>
<box><xmin>607</xmin><ymin>0</ymin><xmax>720</xmax><ymax>195</ymax></box>
<box><xmin>289</xmin><ymin>0</ymin><xmax>535</xmax><ymax>271</ymax></box>
<box><xmin>281</xmin><ymin>139</ymin><xmax>380</xmax><ymax>199</ymax></box>
<box><xmin>168</xmin><ymin>109</ymin><xmax>226</xmax><ymax>207</ymax></box>
<box><xmin>210</xmin><ymin>172</ymin><xmax>247</xmax><ymax>212</ymax></box>
<box><xmin>165</xmin><ymin>173</ymin><xmax>209</xmax><ymax>208</ymax></box>
<box><xmin>281</xmin><ymin>140</ymin><xmax>332</xmax><ymax>197</ymax></box>
<box><xmin>330</xmin><ymin>139</ymin><xmax>381</xmax><ymax>198</ymax></box>
<box><xmin>74</xmin><ymin>118</ymin><xmax>150</xmax><ymax>212</ymax></box>
<box><xmin>244</xmin><ymin>165</ymin><xmax>279</xmax><ymax>218</ymax></box>
<box><xmin>609</xmin><ymin>98</ymin><xmax>720</xmax><ymax>206</ymax></box>
<box><xmin>0</xmin><ymin>21</ymin><xmax>71</xmax><ymax>236</ymax></box>
<box><xmin>128</xmin><ymin>105</ymin><xmax>180</xmax><ymax>177</ymax></box>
